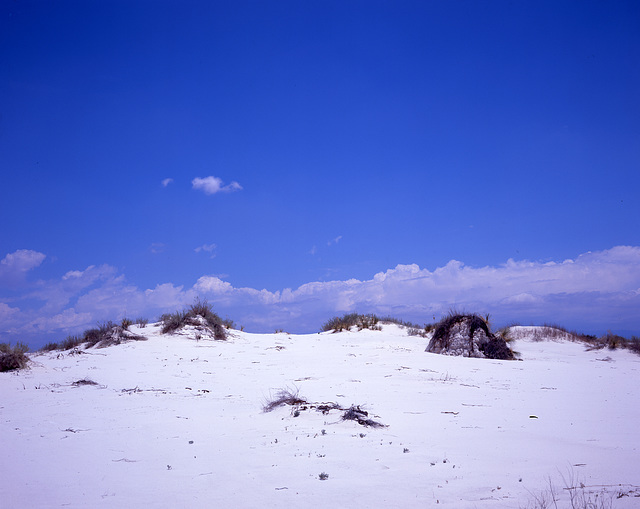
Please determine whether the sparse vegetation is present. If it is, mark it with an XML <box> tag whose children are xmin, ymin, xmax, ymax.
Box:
<box><xmin>135</xmin><ymin>317</ymin><xmax>149</xmax><ymax>328</ymax></box>
<box><xmin>160</xmin><ymin>298</ymin><xmax>227</xmax><ymax>340</ymax></box>
<box><xmin>39</xmin><ymin>320</ymin><xmax>147</xmax><ymax>353</ymax></box>
<box><xmin>514</xmin><ymin>324</ymin><xmax>640</xmax><ymax>356</ymax></box>
<box><xmin>522</xmin><ymin>470</ymin><xmax>621</xmax><ymax>509</ymax></box>
<box><xmin>322</xmin><ymin>313</ymin><xmax>435</xmax><ymax>335</ymax></box>
<box><xmin>321</xmin><ymin>313</ymin><xmax>380</xmax><ymax>332</ymax></box>
<box><xmin>40</xmin><ymin>341</ymin><xmax>60</xmax><ymax>352</ymax></box>
<box><xmin>263</xmin><ymin>387</ymin><xmax>386</xmax><ymax>427</ymax></box>
<box><xmin>0</xmin><ymin>342</ymin><xmax>29</xmax><ymax>372</ymax></box>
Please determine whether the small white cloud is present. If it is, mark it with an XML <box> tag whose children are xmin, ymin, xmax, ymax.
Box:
<box><xmin>161</xmin><ymin>178</ymin><xmax>174</xmax><ymax>187</ymax></box>
<box><xmin>327</xmin><ymin>236</ymin><xmax>343</xmax><ymax>246</ymax></box>
<box><xmin>194</xmin><ymin>275</ymin><xmax>233</xmax><ymax>294</ymax></box>
<box><xmin>1</xmin><ymin>249</ymin><xmax>46</xmax><ymax>273</ymax></box>
<box><xmin>150</xmin><ymin>243</ymin><xmax>166</xmax><ymax>254</ymax></box>
<box><xmin>309</xmin><ymin>245</ymin><xmax>317</xmax><ymax>255</ymax></box>
<box><xmin>195</xmin><ymin>243</ymin><xmax>217</xmax><ymax>258</ymax></box>
<box><xmin>0</xmin><ymin>249</ymin><xmax>46</xmax><ymax>286</ymax></box>
<box><xmin>192</xmin><ymin>176</ymin><xmax>243</xmax><ymax>195</ymax></box>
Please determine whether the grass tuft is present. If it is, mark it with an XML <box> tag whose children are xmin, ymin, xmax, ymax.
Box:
<box><xmin>262</xmin><ymin>387</ymin><xmax>308</xmax><ymax>412</ymax></box>
<box><xmin>160</xmin><ymin>298</ymin><xmax>227</xmax><ymax>340</ymax></box>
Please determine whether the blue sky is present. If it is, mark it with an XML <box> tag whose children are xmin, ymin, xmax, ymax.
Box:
<box><xmin>2</xmin><ymin>1</ymin><xmax>639</xmax><ymax>348</ymax></box>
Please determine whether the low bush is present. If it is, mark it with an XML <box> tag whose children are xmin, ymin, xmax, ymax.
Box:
<box><xmin>120</xmin><ymin>317</ymin><xmax>133</xmax><ymax>330</ymax></box>
<box><xmin>135</xmin><ymin>317</ymin><xmax>149</xmax><ymax>328</ymax></box>
<box><xmin>0</xmin><ymin>342</ymin><xmax>29</xmax><ymax>372</ymax></box>
<box><xmin>40</xmin><ymin>342</ymin><xmax>60</xmax><ymax>352</ymax></box>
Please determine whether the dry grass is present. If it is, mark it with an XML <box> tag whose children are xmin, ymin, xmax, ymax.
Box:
<box><xmin>0</xmin><ymin>342</ymin><xmax>29</xmax><ymax>372</ymax></box>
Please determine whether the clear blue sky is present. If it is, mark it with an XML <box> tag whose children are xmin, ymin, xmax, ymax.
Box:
<box><xmin>2</xmin><ymin>1</ymin><xmax>639</xmax><ymax>348</ymax></box>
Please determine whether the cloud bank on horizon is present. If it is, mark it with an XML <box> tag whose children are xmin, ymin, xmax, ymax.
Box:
<box><xmin>1</xmin><ymin>246</ymin><xmax>639</xmax><ymax>348</ymax></box>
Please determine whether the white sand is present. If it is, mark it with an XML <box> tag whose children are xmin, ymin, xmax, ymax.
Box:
<box><xmin>2</xmin><ymin>324</ymin><xmax>639</xmax><ymax>508</ymax></box>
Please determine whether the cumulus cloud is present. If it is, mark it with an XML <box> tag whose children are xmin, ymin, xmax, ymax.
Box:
<box><xmin>192</xmin><ymin>176</ymin><xmax>242</xmax><ymax>195</ymax></box>
<box><xmin>161</xmin><ymin>178</ymin><xmax>174</xmax><ymax>187</ymax></box>
<box><xmin>2</xmin><ymin>246</ymin><xmax>639</xmax><ymax>349</ymax></box>
<box><xmin>0</xmin><ymin>249</ymin><xmax>46</xmax><ymax>284</ymax></box>
<box><xmin>187</xmin><ymin>246</ymin><xmax>640</xmax><ymax>334</ymax></box>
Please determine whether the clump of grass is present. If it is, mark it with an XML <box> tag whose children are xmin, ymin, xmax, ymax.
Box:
<box><xmin>160</xmin><ymin>298</ymin><xmax>227</xmax><ymax>340</ymax></box>
<box><xmin>120</xmin><ymin>317</ymin><xmax>133</xmax><ymax>330</ymax></box>
<box><xmin>40</xmin><ymin>342</ymin><xmax>60</xmax><ymax>352</ymax></box>
<box><xmin>72</xmin><ymin>378</ymin><xmax>98</xmax><ymax>386</ymax></box>
<box><xmin>135</xmin><ymin>317</ymin><xmax>149</xmax><ymax>328</ymax></box>
<box><xmin>0</xmin><ymin>342</ymin><xmax>29</xmax><ymax>372</ymax></box>
<box><xmin>262</xmin><ymin>387</ymin><xmax>308</xmax><ymax>413</ymax></box>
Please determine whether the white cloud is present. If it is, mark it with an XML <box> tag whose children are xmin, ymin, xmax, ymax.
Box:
<box><xmin>192</xmin><ymin>176</ymin><xmax>243</xmax><ymax>195</ymax></box>
<box><xmin>0</xmin><ymin>250</ymin><xmax>46</xmax><ymax>280</ymax></box>
<box><xmin>3</xmin><ymin>246</ymin><xmax>640</xmax><ymax>348</ymax></box>
<box><xmin>161</xmin><ymin>178</ymin><xmax>174</xmax><ymax>187</ymax></box>
<box><xmin>327</xmin><ymin>235</ymin><xmax>343</xmax><ymax>246</ymax></box>
<box><xmin>195</xmin><ymin>243</ymin><xmax>217</xmax><ymax>258</ymax></box>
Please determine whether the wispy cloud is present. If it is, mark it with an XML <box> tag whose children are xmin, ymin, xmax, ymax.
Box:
<box><xmin>150</xmin><ymin>243</ymin><xmax>166</xmax><ymax>254</ymax></box>
<box><xmin>161</xmin><ymin>178</ymin><xmax>173</xmax><ymax>187</ymax></box>
<box><xmin>327</xmin><ymin>235</ymin><xmax>343</xmax><ymax>246</ymax></box>
<box><xmin>2</xmin><ymin>246</ymin><xmax>639</xmax><ymax>347</ymax></box>
<box><xmin>192</xmin><ymin>176</ymin><xmax>243</xmax><ymax>195</ymax></box>
<box><xmin>195</xmin><ymin>243</ymin><xmax>217</xmax><ymax>258</ymax></box>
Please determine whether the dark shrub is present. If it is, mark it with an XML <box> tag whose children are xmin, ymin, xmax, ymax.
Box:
<box><xmin>135</xmin><ymin>317</ymin><xmax>149</xmax><ymax>328</ymax></box>
<box><xmin>427</xmin><ymin>312</ymin><xmax>514</xmax><ymax>360</ymax></box>
<box><xmin>0</xmin><ymin>342</ymin><xmax>29</xmax><ymax>372</ymax></box>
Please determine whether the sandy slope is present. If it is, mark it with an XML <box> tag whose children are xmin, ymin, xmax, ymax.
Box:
<box><xmin>1</xmin><ymin>324</ymin><xmax>639</xmax><ymax>508</ymax></box>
